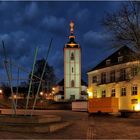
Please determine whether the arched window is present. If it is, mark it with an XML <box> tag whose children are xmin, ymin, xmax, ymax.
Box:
<box><xmin>72</xmin><ymin>67</ymin><xmax>74</xmax><ymax>73</ymax></box>
<box><xmin>71</xmin><ymin>80</ymin><xmax>75</xmax><ymax>87</ymax></box>
<box><xmin>71</xmin><ymin>52</ymin><xmax>74</xmax><ymax>60</ymax></box>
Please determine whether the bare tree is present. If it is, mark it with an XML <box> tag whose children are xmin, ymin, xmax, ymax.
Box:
<box><xmin>29</xmin><ymin>58</ymin><xmax>57</xmax><ymax>95</ymax></box>
<box><xmin>102</xmin><ymin>1</ymin><xmax>140</xmax><ymax>52</ymax></box>
<box><xmin>102</xmin><ymin>1</ymin><xmax>140</xmax><ymax>80</ymax></box>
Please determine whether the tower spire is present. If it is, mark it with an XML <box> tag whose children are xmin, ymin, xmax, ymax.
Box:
<box><xmin>69</xmin><ymin>20</ymin><xmax>75</xmax><ymax>40</ymax></box>
<box><xmin>70</xmin><ymin>20</ymin><xmax>74</xmax><ymax>35</ymax></box>
<box><xmin>66</xmin><ymin>20</ymin><xmax>79</xmax><ymax>48</ymax></box>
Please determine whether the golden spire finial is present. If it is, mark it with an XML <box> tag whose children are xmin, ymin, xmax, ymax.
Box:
<box><xmin>70</xmin><ymin>21</ymin><xmax>74</xmax><ymax>34</ymax></box>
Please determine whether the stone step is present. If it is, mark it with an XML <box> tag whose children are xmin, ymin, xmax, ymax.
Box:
<box><xmin>0</xmin><ymin>115</ymin><xmax>61</xmax><ymax>124</ymax></box>
<box><xmin>0</xmin><ymin>121</ymin><xmax>72</xmax><ymax>133</ymax></box>
<box><xmin>36</xmin><ymin>121</ymin><xmax>72</xmax><ymax>133</ymax></box>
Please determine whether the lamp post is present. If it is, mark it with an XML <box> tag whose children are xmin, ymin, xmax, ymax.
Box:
<box><xmin>51</xmin><ymin>87</ymin><xmax>55</xmax><ymax>100</ymax></box>
<box><xmin>87</xmin><ymin>89</ymin><xmax>93</xmax><ymax>99</ymax></box>
<box><xmin>40</xmin><ymin>91</ymin><xmax>43</xmax><ymax>96</ymax></box>
<box><xmin>135</xmin><ymin>103</ymin><xmax>140</xmax><ymax>111</ymax></box>
<box><xmin>0</xmin><ymin>89</ymin><xmax>2</xmax><ymax>94</ymax></box>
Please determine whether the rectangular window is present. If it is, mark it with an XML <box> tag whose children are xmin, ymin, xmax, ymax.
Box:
<box><xmin>92</xmin><ymin>76</ymin><xmax>97</xmax><ymax>83</ymax></box>
<box><xmin>118</xmin><ymin>56</ymin><xmax>123</xmax><ymax>63</ymax></box>
<box><xmin>121</xmin><ymin>87</ymin><xmax>126</xmax><ymax>96</ymax></box>
<box><xmin>131</xmin><ymin>67</ymin><xmax>138</xmax><ymax>77</ymax></box>
<box><xmin>102</xmin><ymin>90</ymin><xmax>106</xmax><ymax>97</ymax></box>
<box><xmin>120</xmin><ymin>69</ymin><xmax>126</xmax><ymax>81</ymax></box>
<box><xmin>111</xmin><ymin>88</ymin><xmax>115</xmax><ymax>97</ymax></box>
<box><xmin>71</xmin><ymin>80</ymin><xmax>75</xmax><ymax>87</ymax></box>
<box><xmin>131</xmin><ymin>99</ymin><xmax>138</xmax><ymax>104</ymax></box>
<box><xmin>106</xmin><ymin>59</ymin><xmax>111</xmax><ymax>65</ymax></box>
<box><xmin>72</xmin><ymin>67</ymin><xmax>74</xmax><ymax>73</ymax></box>
<box><xmin>61</xmin><ymin>96</ymin><xmax>64</xmax><ymax>99</ymax></box>
<box><xmin>110</xmin><ymin>70</ymin><xmax>115</xmax><ymax>82</ymax></box>
<box><xmin>131</xmin><ymin>85</ymin><xmax>138</xmax><ymax>95</ymax></box>
<box><xmin>71</xmin><ymin>53</ymin><xmax>74</xmax><ymax>60</ymax></box>
<box><xmin>93</xmin><ymin>90</ymin><xmax>97</xmax><ymax>97</ymax></box>
<box><xmin>101</xmin><ymin>73</ymin><xmax>106</xmax><ymax>84</ymax></box>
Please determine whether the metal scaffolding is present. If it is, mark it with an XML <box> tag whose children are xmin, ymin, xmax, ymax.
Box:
<box><xmin>1</xmin><ymin>38</ymin><xmax>53</xmax><ymax>116</ymax></box>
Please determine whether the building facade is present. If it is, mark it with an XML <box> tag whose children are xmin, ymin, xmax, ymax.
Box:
<box><xmin>87</xmin><ymin>46</ymin><xmax>140</xmax><ymax>111</ymax></box>
<box><xmin>64</xmin><ymin>21</ymin><xmax>81</xmax><ymax>100</ymax></box>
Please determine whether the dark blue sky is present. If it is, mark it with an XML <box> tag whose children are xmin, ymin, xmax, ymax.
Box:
<box><xmin>0</xmin><ymin>1</ymin><xmax>123</xmax><ymax>84</ymax></box>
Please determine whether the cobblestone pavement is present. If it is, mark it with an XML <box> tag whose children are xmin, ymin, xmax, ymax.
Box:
<box><xmin>0</xmin><ymin>110</ymin><xmax>140</xmax><ymax>139</ymax></box>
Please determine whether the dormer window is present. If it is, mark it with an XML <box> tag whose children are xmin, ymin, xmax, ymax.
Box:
<box><xmin>106</xmin><ymin>59</ymin><xmax>111</xmax><ymax>65</ymax></box>
<box><xmin>118</xmin><ymin>56</ymin><xmax>123</xmax><ymax>63</ymax></box>
<box><xmin>71</xmin><ymin>52</ymin><xmax>74</xmax><ymax>60</ymax></box>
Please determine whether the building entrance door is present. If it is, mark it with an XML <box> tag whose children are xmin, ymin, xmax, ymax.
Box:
<box><xmin>70</xmin><ymin>95</ymin><xmax>75</xmax><ymax>100</ymax></box>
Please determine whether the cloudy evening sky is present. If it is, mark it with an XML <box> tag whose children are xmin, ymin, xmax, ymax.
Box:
<box><xmin>0</xmin><ymin>1</ymin><xmax>123</xmax><ymax>84</ymax></box>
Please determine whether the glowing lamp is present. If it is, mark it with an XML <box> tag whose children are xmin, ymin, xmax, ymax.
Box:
<box><xmin>135</xmin><ymin>104</ymin><xmax>140</xmax><ymax>111</ymax></box>
<box><xmin>13</xmin><ymin>95</ymin><xmax>17</xmax><ymax>99</ymax></box>
<box><xmin>40</xmin><ymin>92</ymin><xmax>43</xmax><ymax>96</ymax></box>
<box><xmin>87</xmin><ymin>89</ymin><xmax>93</xmax><ymax>99</ymax></box>
<box><xmin>0</xmin><ymin>89</ymin><xmax>2</xmax><ymax>94</ymax></box>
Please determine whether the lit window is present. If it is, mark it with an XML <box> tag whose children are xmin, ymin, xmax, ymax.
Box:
<box><xmin>71</xmin><ymin>53</ymin><xmax>74</xmax><ymax>60</ymax></box>
<box><xmin>106</xmin><ymin>59</ymin><xmax>111</xmax><ymax>65</ymax></box>
<box><xmin>121</xmin><ymin>87</ymin><xmax>126</xmax><ymax>96</ymax></box>
<box><xmin>92</xmin><ymin>76</ymin><xmax>97</xmax><ymax>83</ymax></box>
<box><xmin>118</xmin><ymin>56</ymin><xmax>123</xmax><ymax>62</ymax></box>
<box><xmin>93</xmin><ymin>90</ymin><xmax>97</xmax><ymax>97</ymax></box>
<box><xmin>131</xmin><ymin>85</ymin><xmax>138</xmax><ymax>95</ymax></box>
<box><xmin>102</xmin><ymin>90</ymin><xmax>106</xmax><ymax>97</ymax></box>
<box><xmin>111</xmin><ymin>88</ymin><xmax>115</xmax><ymax>97</ymax></box>
<box><xmin>71</xmin><ymin>80</ymin><xmax>75</xmax><ymax>87</ymax></box>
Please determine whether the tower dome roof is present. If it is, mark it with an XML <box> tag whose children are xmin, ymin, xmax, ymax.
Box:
<box><xmin>65</xmin><ymin>21</ymin><xmax>80</xmax><ymax>48</ymax></box>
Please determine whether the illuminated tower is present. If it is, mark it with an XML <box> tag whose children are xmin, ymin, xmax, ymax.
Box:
<box><xmin>64</xmin><ymin>21</ymin><xmax>81</xmax><ymax>100</ymax></box>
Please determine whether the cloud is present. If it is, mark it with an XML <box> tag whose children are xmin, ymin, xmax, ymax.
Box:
<box><xmin>25</xmin><ymin>2</ymin><xmax>39</xmax><ymax>19</ymax></box>
<box><xmin>0</xmin><ymin>31</ymin><xmax>33</xmax><ymax>67</ymax></box>
<box><xmin>0</xmin><ymin>1</ymin><xmax>10</xmax><ymax>11</ymax></box>
<box><xmin>76</xmin><ymin>9</ymin><xmax>90</xmax><ymax>22</ymax></box>
<box><xmin>83</xmin><ymin>30</ymin><xmax>111</xmax><ymax>48</ymax></box>
<box><xmin>67</xmin><ymin>3</ymin><xmax>90</xmax><ymax>23</ymax></box>
<box><xmin>12</xmin><ymin>2</ymin><xmax>41</xmax><ymax>28</ymax></box>
<box><xmin>67</xmin><ymin>2</ymin><xmax>79</xmax><ymax>16</ymax></box>
<box><xmin>0</xmin><ymin>30</ymin><xmax>38</xmax><ymax>83</ymax></box>
<box><xmin>0</xmin><ymin>1</ymin><xmax>122</xmax><ymax>83</ymax></box>
<box><xmin>42</xmin><ymin>16</ymin><xmax>66</xmax><ymax>35</ymax></box>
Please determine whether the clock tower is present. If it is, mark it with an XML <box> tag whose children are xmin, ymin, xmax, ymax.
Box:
<box><xmin>64</xmin><ymin>21</ymin><xmax>81</xmax><ymax>100</ymax></box>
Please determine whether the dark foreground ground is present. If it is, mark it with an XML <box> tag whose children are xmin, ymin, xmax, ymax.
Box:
<box><xmin>0</xmin><ymin>110</ymin><xmax>140</xmax><ymax>139</ymax></box>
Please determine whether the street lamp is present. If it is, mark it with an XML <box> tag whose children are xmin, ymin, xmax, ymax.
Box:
<box><xmin>0</xmin><ymin>89</ymin><xmax>2</xmax><ymax>94</ymax></box>
<box><xmin>52</xmin><ymin>87</ymin><xmax>55</xmax><ymax>95</ymax></box>
<box><xmin>135</xmin><ymin>103</ymin><xmax>140</xmax><ymax>111</ymax></box>
<box><xmin>87</xmin><ymin>89</ymin><xmax>93</xmax><ymax>99</ymax></box>
<box><xmin>40</xmin><ymin>91</ymin><xmax>43</xmax><ymax>96</ymax></box>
